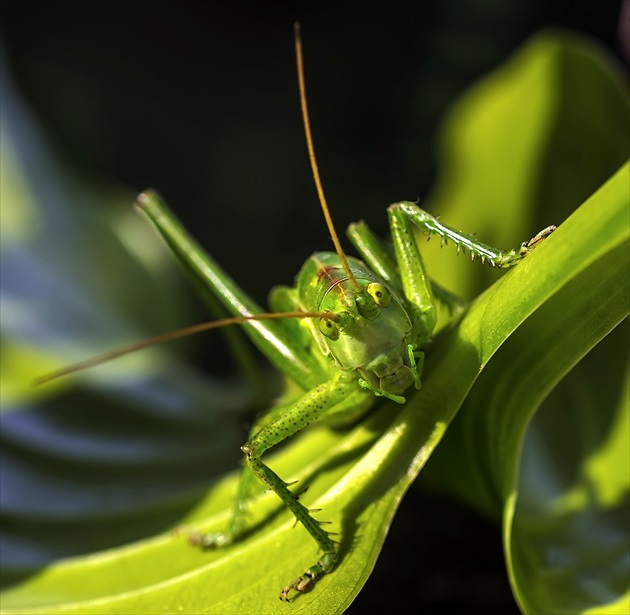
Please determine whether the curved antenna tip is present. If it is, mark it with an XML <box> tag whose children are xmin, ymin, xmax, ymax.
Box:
<box><xmin>293</xmin><ymin>25</ymin><xmax>359</xmax><ymax>290</ymax></box>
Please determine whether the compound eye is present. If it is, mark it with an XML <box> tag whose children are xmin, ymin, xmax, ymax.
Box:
<box><xmin>318</xmin><ymin>317</ymin><xmax>339</xmax><ymax>341</ymax></box>
<box><xmin>367</xmin><ymin>283</ymin><xmax>391</xmax><ymax>307</ymax></box>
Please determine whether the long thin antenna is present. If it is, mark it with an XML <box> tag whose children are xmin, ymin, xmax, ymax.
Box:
<box><xmin>34</xmin><ymin>311</ymin><xmax>337</xmax><ymax>385</ymax></box>
<box><xmin>294</xmin><ymin>22</ymin><xmax>359</xmax><ymax>290</ymax></box>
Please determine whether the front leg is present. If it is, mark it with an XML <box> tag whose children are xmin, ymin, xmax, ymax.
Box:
<box><xmin>247</xmin><ymin>457</ymin><xmax>337</xmax><ymax>601</ymax></box>
<box><xmin>241</xmin><ymin>374</ymin><xmax>362</xmax><ymax>600</ymax></box>
<box><xmin>187</xmin><ymin>373</ymin><xmax>366</xmax><ymax>601</ymax></box>
<box><xmin>392</xmin><ymin>201</ymin><xmax>555</xmax><ymax>268</ymax></box>
<box><xmin>385</xmin><ymin>201</ymin><xmax>555</xmax><ymax>344</ymax></box>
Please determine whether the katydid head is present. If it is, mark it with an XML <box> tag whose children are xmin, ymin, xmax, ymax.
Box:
<box><xmin>317</xmin><ymin>277</ymin><xmax>417</xmax><ymax>397</ymax></box>
<box><xmin>297</xmin><ymin>252</ymin><xmax>418</xmax><ymax>400</ymax></box>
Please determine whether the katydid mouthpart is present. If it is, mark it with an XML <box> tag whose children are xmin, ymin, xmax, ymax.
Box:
<box><xmin>36</xmin><ymin>22</ymin><xmax>555</xmax><ymax>602</ymax></box>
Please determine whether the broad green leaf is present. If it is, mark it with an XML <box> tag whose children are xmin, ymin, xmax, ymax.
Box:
<box><xmin>415</xmin><ymin>29</ymin><xmax>629</xmax><ymax>615</ymax></box>
<box><xmin>426</xmin><ymin>167</ymin><xmax>628</xmax><ymax>613</ymax></box>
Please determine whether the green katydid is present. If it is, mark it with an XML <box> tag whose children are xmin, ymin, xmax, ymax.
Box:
<box><xmin>36</xmin><ymin>23</ymin><xmax>555</xmax><ymax>601</ymax></box>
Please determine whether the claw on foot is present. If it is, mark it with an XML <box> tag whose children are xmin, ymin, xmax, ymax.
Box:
<box><xmin>279</xmin><ymin>552</ymin><xmax>337</xmax><ymax>602</ymax></box>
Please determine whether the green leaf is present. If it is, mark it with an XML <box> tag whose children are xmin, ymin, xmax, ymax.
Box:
<box><xmin>427</xmin><ymin>166</ymin><xmax>629</xmax><ymax>613</ymax></box>
<box><xmin>417</xmin><ymin>29</ymin><xmax>629</xmax><ymax>615</ymax></box>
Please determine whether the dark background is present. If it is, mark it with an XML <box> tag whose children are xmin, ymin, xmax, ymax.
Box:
<box><xmin>2</xmin><ymin>1</ymin><xmax>626</xmax><ymax>612</ymax></box>
<box><xmin>2</xmin><ymin>0</ymin><xmax>626</xmax><ymax>304</ymax></box>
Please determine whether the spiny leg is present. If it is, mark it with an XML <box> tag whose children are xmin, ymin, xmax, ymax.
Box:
<box><xmin>189</xmin><ymin>373</ymin><xmax>364</xmax><ymax>600</ymax></box>
<box><xmin>182</xmin><ymin>383</ymin><xmax>329</xmax><ymax>549</ymax></box>
<box><xmin>247</xmin><ymin>458</ymin><xmax>337</xmax><ymax>601</ymax></box>
<box><xmin>392</xmin><ymin>201</ymin><xmax>555</xmax><ymax>268</ymax></box>
<box><xmin>241</xmin><ymin>374</ymin><xmax>361</xmax><ymax>600</ymax></box>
